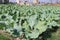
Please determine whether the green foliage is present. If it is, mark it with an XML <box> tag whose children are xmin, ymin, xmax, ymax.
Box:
<box><xmin>0</xmin><ymin>4</ymin><xmax>60</xmax><ymax>40</ymax></box>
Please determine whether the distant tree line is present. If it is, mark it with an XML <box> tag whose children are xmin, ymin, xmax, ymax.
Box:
<box><xmin>0</xmin><ymin>0</ymin><xmax>9</xmax><ymax>4</ymax></box>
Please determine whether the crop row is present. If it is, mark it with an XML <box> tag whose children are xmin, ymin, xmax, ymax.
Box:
<box><xmin>0</xmin><ymin>4</ymin><xmax>60</xmax><ymax>40</ymax></box>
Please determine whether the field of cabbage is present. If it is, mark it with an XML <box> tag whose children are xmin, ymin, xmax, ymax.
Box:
<box><xmin>0</xmin><ymin>4</ymin><xmax>60</xmax><ymax>40</ymax></box>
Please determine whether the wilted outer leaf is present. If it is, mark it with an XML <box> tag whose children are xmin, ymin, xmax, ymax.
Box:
<box><xmin>25</xmin><ymin>29</ymin><xmax>40</xmax><ymax>38</ymax></box>
<box><xmin>34</xmin><ymin>21</ymin><xmax>47</xmax><ymax>34</ymax></box>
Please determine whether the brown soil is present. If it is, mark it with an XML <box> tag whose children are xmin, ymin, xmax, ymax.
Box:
<box><xmin>0</xmin><ymin>30</ymin><xmax>22</xmax><ymax>40</ymax></box>
<box><xmin>0</xmin><ymin>30</ymin><xmax>12</xmax><ymax>40</ymax></box>
<box><xmin>47</xmin><ymin>4</ymin><xmax>60</xmax><ymax>6</ymax></box>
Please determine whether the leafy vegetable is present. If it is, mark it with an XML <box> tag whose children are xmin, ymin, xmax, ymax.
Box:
<box><xmin>0</xmin><ymin>4</ymin><xmax>60</xmax><ymax>40</ymax></box>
